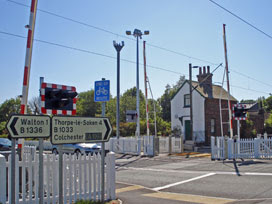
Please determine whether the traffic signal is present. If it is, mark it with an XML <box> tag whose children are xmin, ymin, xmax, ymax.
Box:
<box><xmin>233</xmin><ymin>104</ymin><xmax>247</xmax><ymax>120</ymax></box>
<box><xmin>44</xmin><ymin>88</ymin><xmax>77</xmax><ymax>110</ymax></box>
<box><xmin>41</xmin><ymin>82</ymin><xmax>77</xmax><ymax>115</ymax></box>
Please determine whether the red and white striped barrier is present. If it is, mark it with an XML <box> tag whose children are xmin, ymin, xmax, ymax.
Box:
<box><xmin>20</xmin><ymin>0</ymin><xmax>38</xmax><ymax>114</ymax></box>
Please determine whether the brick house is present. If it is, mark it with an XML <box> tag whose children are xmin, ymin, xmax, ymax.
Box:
<box><xmin>239</xmin><ymin>102</ymin><xmax>265</xmax><ymax>136</ymax></box>
<box><xmin>171</xmin><ymin>66</ymin><xmax>237</xmax><ymax>145</ymax></box>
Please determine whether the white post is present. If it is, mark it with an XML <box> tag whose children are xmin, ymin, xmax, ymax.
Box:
<box><xmin>109</xmin><ymin>152</ymin><xmax>116</xmax><ymax>200</ymax></box>
<box><xmin>0</xmin><ymin>155</ymin><xmax>6</xmax><ymax>203</ymax></box>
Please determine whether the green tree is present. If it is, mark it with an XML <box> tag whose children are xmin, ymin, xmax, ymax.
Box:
<box><xmin>264</xmin><ymin>113</ymin><xmax>272</xmax><ymax>134</ymax></box>
<box><xmin>76</xmin><ymin>90</ymin><xmax>101</xmax><ymax>117</ymax></box>
<box><xmin>0</xmin><ymin>96</ymin><xmax>29</xmax><ymax>137</ymax></box>
<box><xmin>265</xmin><ymin>96</ymin><xmax>272</xmax><ymax>112</ymax></box>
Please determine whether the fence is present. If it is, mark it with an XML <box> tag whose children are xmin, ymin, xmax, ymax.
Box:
<box><xmin>211</xmin><ymin>136</ymin><xmax>272</xmax><ymax>160</ymax></box>
<box><xmin>0</xmin><ymin>151</ymin><xmax>116</xmax><ymax>204</ymax></box>
<box><xmin>159</xmin><ymin>136</ymin><xmax>183</xmax><ymax>153</ymax></box>
<box><xmin>106</xmin><ymin>137</ymin><xmax>141</xmax><ymax>155</ymax></box>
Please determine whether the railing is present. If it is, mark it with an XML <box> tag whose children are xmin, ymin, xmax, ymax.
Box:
<box><xmin>106</xmin><ymin>137</ymin><xmax>141</xmax><ymax>155</ymax></box>
<box><xmin>211</xmin><ymin>136</ymin><xmax>272</xmax><ymax>160</ymax></box>
<box><xmin>0</xmin><ymin>152</ymin><xmax>116</xmax><ymax>204</ymax></box>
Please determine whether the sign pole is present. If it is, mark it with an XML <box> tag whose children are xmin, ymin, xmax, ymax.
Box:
<box><xmin>59</xmin><ymin>144</ymin><xmax>63</xmax><ymax>204</ymax></box>
<box><xmin>11</xmin><ymin>138</ymin><xmax>16</xmax><ymax>204</ymax></box>
<box><xmin>101</xmin><ymin>78</ymin><xmax>106</xmax><ymax>202</ymax></box>
<box><xmin>39</xmin><ymin>77</ymin><xmax>44</xmax><ymax>204</ymax></box>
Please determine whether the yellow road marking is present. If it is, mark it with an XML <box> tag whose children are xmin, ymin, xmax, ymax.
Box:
<box><xmin>116</xmin><ymin>185</ymin><xmax>144</xmax><ymax>194</ymax></box>
<box><xmin>143</xmin><ymin>192</ymin><xmax>235</xmax><ymax>204</ymax></box>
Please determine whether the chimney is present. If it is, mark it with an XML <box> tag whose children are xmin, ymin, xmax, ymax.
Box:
<box><xmin>197</xmin><ymin>66</ymin><xmax>213</xmax><ymax>98</ymax></box>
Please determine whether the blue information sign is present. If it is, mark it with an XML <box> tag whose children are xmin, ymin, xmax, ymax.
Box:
<box><xmin>94</xmin><ymin>80</ymin><xmax>110</xmax><ymax>102</ymax></box>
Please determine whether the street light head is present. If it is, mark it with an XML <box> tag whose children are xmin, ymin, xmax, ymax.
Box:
<box><xmin>192</xmin><ymin>66</ymin><xmax>200</xmax><ymax>69</ymax></box>
<box><xmin>113</xmin><ymin>40</ymin><xmax>116</xmax><ymax>46</ymax></box>
<box><xmin>126</xmin><ymin>31</ymin><xmax>131</xmax><ymax>35</ymax></box>
<box><xmin>121</xmin><ymin>41</ymin><xmax>124</xmax><ymax>46</ymax></box>
<box><xmin>133</xmin><ymin>29</ymin><xmax>142</xmax><ymax>36</ymax></box>
<box><xmin>144</xmin><ymin>30</ymin><xmax>150</xmax><ymax>35</ymax></box>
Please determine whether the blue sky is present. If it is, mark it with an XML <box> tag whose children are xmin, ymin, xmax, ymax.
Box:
<box><xmin>1</xmin><ymin>0</ymin><xmax>272</xmax><ymax>104</ymax></box>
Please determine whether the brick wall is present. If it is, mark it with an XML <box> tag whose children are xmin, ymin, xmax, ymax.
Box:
<box><xmin>204</xmin><ymin>98</ymin><xmax>237</xmax><ymax>144</ymax></box>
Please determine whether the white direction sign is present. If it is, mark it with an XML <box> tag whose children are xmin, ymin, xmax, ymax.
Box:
<box><xmin>51</xmin><ymin>116</ymin><xmax>112</xmax><ymax>144</ymax></box>
<box><xmin>6</xmin><ymin>114</ymin><xmax>51</xmax><ymax>138</ymax></box>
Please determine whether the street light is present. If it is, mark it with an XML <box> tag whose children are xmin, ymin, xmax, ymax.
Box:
<box><xmin>126</xmin><ymin>29</ymin><xmax>149</xmax><ymax>138</ymax></box>
<box><xmin>189</xmin><ymin>64</ymin><xmax>201</xmax><ymax>141</ymax></box>
<box><xmin>113</xmin><ymin>41</ymin><xmax>124</xmax><ymax>140</ymax></box>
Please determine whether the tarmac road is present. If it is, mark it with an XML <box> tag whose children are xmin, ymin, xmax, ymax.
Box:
<box><xmin>115</xmin><ymin>153</ymin><xmax>272</xmax><ymax>204</ymax></box>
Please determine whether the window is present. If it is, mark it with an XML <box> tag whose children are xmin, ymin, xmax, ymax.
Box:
<box><xmin>211</xmin><ymin>118</ymin><xmax>216</xmax><ymax>134</ymax></box>
<box><xmin>184</xmin><ymin>94</ymin><xmax>190</xmax><ymax>107</ymax></box>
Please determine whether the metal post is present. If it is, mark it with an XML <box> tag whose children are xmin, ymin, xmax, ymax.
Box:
<box><xmin>39</xmin><ymin>77</ymin><xmax>44</xmax><ymax>204</ymax></box>
<box><xmin>11</xmin><ymin>138</ymin><xmax>16</xmax><ymax>204</ymax></box>
<box><xmin>113</xmin><ymin>41</ymin><xmax>124</xmax><ymax>140</ymax></box>
<box><xmin>101</xmin><ymin>78</ymin><xmax>106</xmax><ymax>202</ymax></box>
<box><xmin>59</xmin><ymin>145</ymin><xmax>63</xmax><ymax>204</ymax></box>
<box><xmin>189</xmin><ymin>63</ymin><xmax>193</xmax><ymax>141</ymax></box>
<box><xmin>136</xmin><ymin>36</ymin><xmax>140</xmax><ymax>139</ymax></box>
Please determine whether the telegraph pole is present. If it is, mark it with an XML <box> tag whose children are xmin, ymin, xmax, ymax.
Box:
<box><xmin>223</xmin><ymin>24</ymin><xmax>234</xmax><ymax>138</ymax></box>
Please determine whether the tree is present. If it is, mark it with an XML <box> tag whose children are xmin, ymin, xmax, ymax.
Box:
<box><xmin>264</xmin><ymin>113</ymin><xmax>272</xmax><ymax>134</ymax></box>
<box><xmin>29</xmin><ymin>96</ymin><xmax>40</xmax><ymax>114</ymax></box>
<box><xmin>265</xmin><ymin>96</ymin><xmax>272</xmax><ymax>112</ymax></box>
<box><xmin>76</xmin><ymin>90</ymin><xmax>101</xmax><ymax>117</ymax></box>
<box><xmin>0</xmin><ymin>96</ymin><xmax>30</xmax><ymax>137</ymax></box>
<box><xmin>158</xmin><ymin>76</ymin><xmax>186</xmax><ymax>122</ymax></box>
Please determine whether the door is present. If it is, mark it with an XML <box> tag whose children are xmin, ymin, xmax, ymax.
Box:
<box><xmin>185</xmin><ymin>120</ymin><xmax>192</xmax><ymax>140</ymax></box>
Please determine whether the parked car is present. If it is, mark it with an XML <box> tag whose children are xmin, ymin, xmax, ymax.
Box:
<box><xmin>52</xmin><ymin>143</ymin><xmax>108</xmax><ymax>155</ymax></box>
<box><xmin>0</xmin><ymin>138</ymin><xmax>12</xmax><ymax>151</ymax></box>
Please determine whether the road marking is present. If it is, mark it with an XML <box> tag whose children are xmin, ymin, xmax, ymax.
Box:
<box><xmin>152</xmin><ymin>173</ymin><xmax>215</xmax><ymax>191</ymax></box>
<box><xmin>119</xmin><ymin>166</ymin><xmax>272</xmax><ymax>176</ymax></box>
<box><xmin>144</xmin><ymin>192</ymin><xmax>235</xmax><ymax>204</ymax></box>
<box><xmin>116</xmin><ymin>185</ymin><xmax>144</xmax><ymax>193</ymax></box>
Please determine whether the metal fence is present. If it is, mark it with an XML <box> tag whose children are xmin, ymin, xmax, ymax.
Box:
<box><xmin>211</xmin><ymin>136</ymin><xmax>272</xmax><ymax>160</ymax></box>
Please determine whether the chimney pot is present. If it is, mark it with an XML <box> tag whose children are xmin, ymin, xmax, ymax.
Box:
<box><xmin>207</xmin><ymin>66</ymin><xmax>210</xmax><ymax>73</ymax></box>
<box><xmin>199</xmin><ymin>67</ymin><xmax>202</xmax><ymax>75</ymax></box>
<box><xmin>203</xmin><ymin>66</ymin><xmax>206</xmax><ymax>74</ymax></box>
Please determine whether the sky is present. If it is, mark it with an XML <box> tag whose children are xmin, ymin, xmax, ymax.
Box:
<box><xmin>0</xmin><ymin>0</ymin><xmax>272</xmax><ymax>105</ymax></box>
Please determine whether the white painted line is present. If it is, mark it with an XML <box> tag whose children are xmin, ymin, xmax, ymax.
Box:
<box><xmin>119</xmin><ymin>167</ymin><xmax>272</xmax><ymax>177</ymax></box>
<box><xmin>152</xmin><ymin>173</ymin><xmax>216</xmax><ymax>191</ymax></box>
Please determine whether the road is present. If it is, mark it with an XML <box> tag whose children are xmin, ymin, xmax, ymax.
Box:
<box><xmin>115</xmin><ymin>153</ymin><xmax>272</xmax><ymax>204</ymax></box>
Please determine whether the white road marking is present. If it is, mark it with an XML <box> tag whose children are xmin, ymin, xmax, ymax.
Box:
<box><xmin>152</xmin><ymin>173</ymin><xmax>216</xmax><ymax>191</ymax></box>
<box><xmin>119</xmin><ymin>166</ymin><xmax>272</xmax><ymax>176</ymax></box>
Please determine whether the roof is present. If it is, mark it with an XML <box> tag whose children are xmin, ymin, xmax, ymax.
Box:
<box><xmin>172</xmin><ymin>80</ymin><xmax>237</xmax><ymax>101</ymax></box>
<box><xmin>239</xmin><ymin>102</ymin><xmax>260</xmax><ymax>112</ymax></box>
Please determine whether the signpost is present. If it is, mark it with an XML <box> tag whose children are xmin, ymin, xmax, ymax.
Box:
<box><xmin>6</xmin><ymin>114</ymin><xmax>51</xmax><ymax>138</ymax></box>
<box><xmin>94</xmin><ymin>80</ymin><xmax>110</xmax><ymax>102</ymax></box>
<box><xmin>51</xmin><ymin>116</ymin><xmax>112</xmax><ymax>144</ymax></box>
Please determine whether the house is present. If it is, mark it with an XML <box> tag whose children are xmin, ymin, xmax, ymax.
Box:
<box><xmin>239</xmin><ymin>102</ymin><xmax>265</xmax><ymax>136</ymax></box>
<box><xmin>171</xmin><ymin>66</ymin><xmax>237</xmax><ymax>145</ymax></box>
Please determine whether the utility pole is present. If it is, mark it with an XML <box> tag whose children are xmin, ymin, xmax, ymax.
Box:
<box><xmin>189</xmin><ymin>63</ymin><xmax>193</xmax><ymax>141</ymax></box>
<box><xmin>143</xmin><ymin>41</ymin><xmax>150</xmax><ymax>138</ymax></box>
<box><xmin>113</xmin><ymin>41</ymin><xmax>124</xmax><ymax>140</ymax></box>
<box><xmin>223</xmin><ymin>24</ymin><xmax>233</xmax><ymax>138</ymax></box>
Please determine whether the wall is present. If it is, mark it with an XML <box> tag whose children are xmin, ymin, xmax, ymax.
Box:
<box><xmin>205</xmin><ymin>99</ymin><xmax>237</xmax><ymax>144</ymax></box>
<box><xmin>171</xmin><ymin>82</ymin><xmax>205</xmax><ymax>143</ymax></box>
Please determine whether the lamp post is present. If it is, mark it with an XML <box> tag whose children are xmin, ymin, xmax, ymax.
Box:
<box><xmin>113</xmin><ymin>41</ymin><xmax>124</xmax><ymax>140</ymax></box>
<box><xmin>189</xmin><ymin>64</ymin><xmax>200</xmax><ymax>141</ymax></box>
<box><xmin>126</xmin><ymin>29</ymin><xmax>149</xmax><ymax>138</ymax></box>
